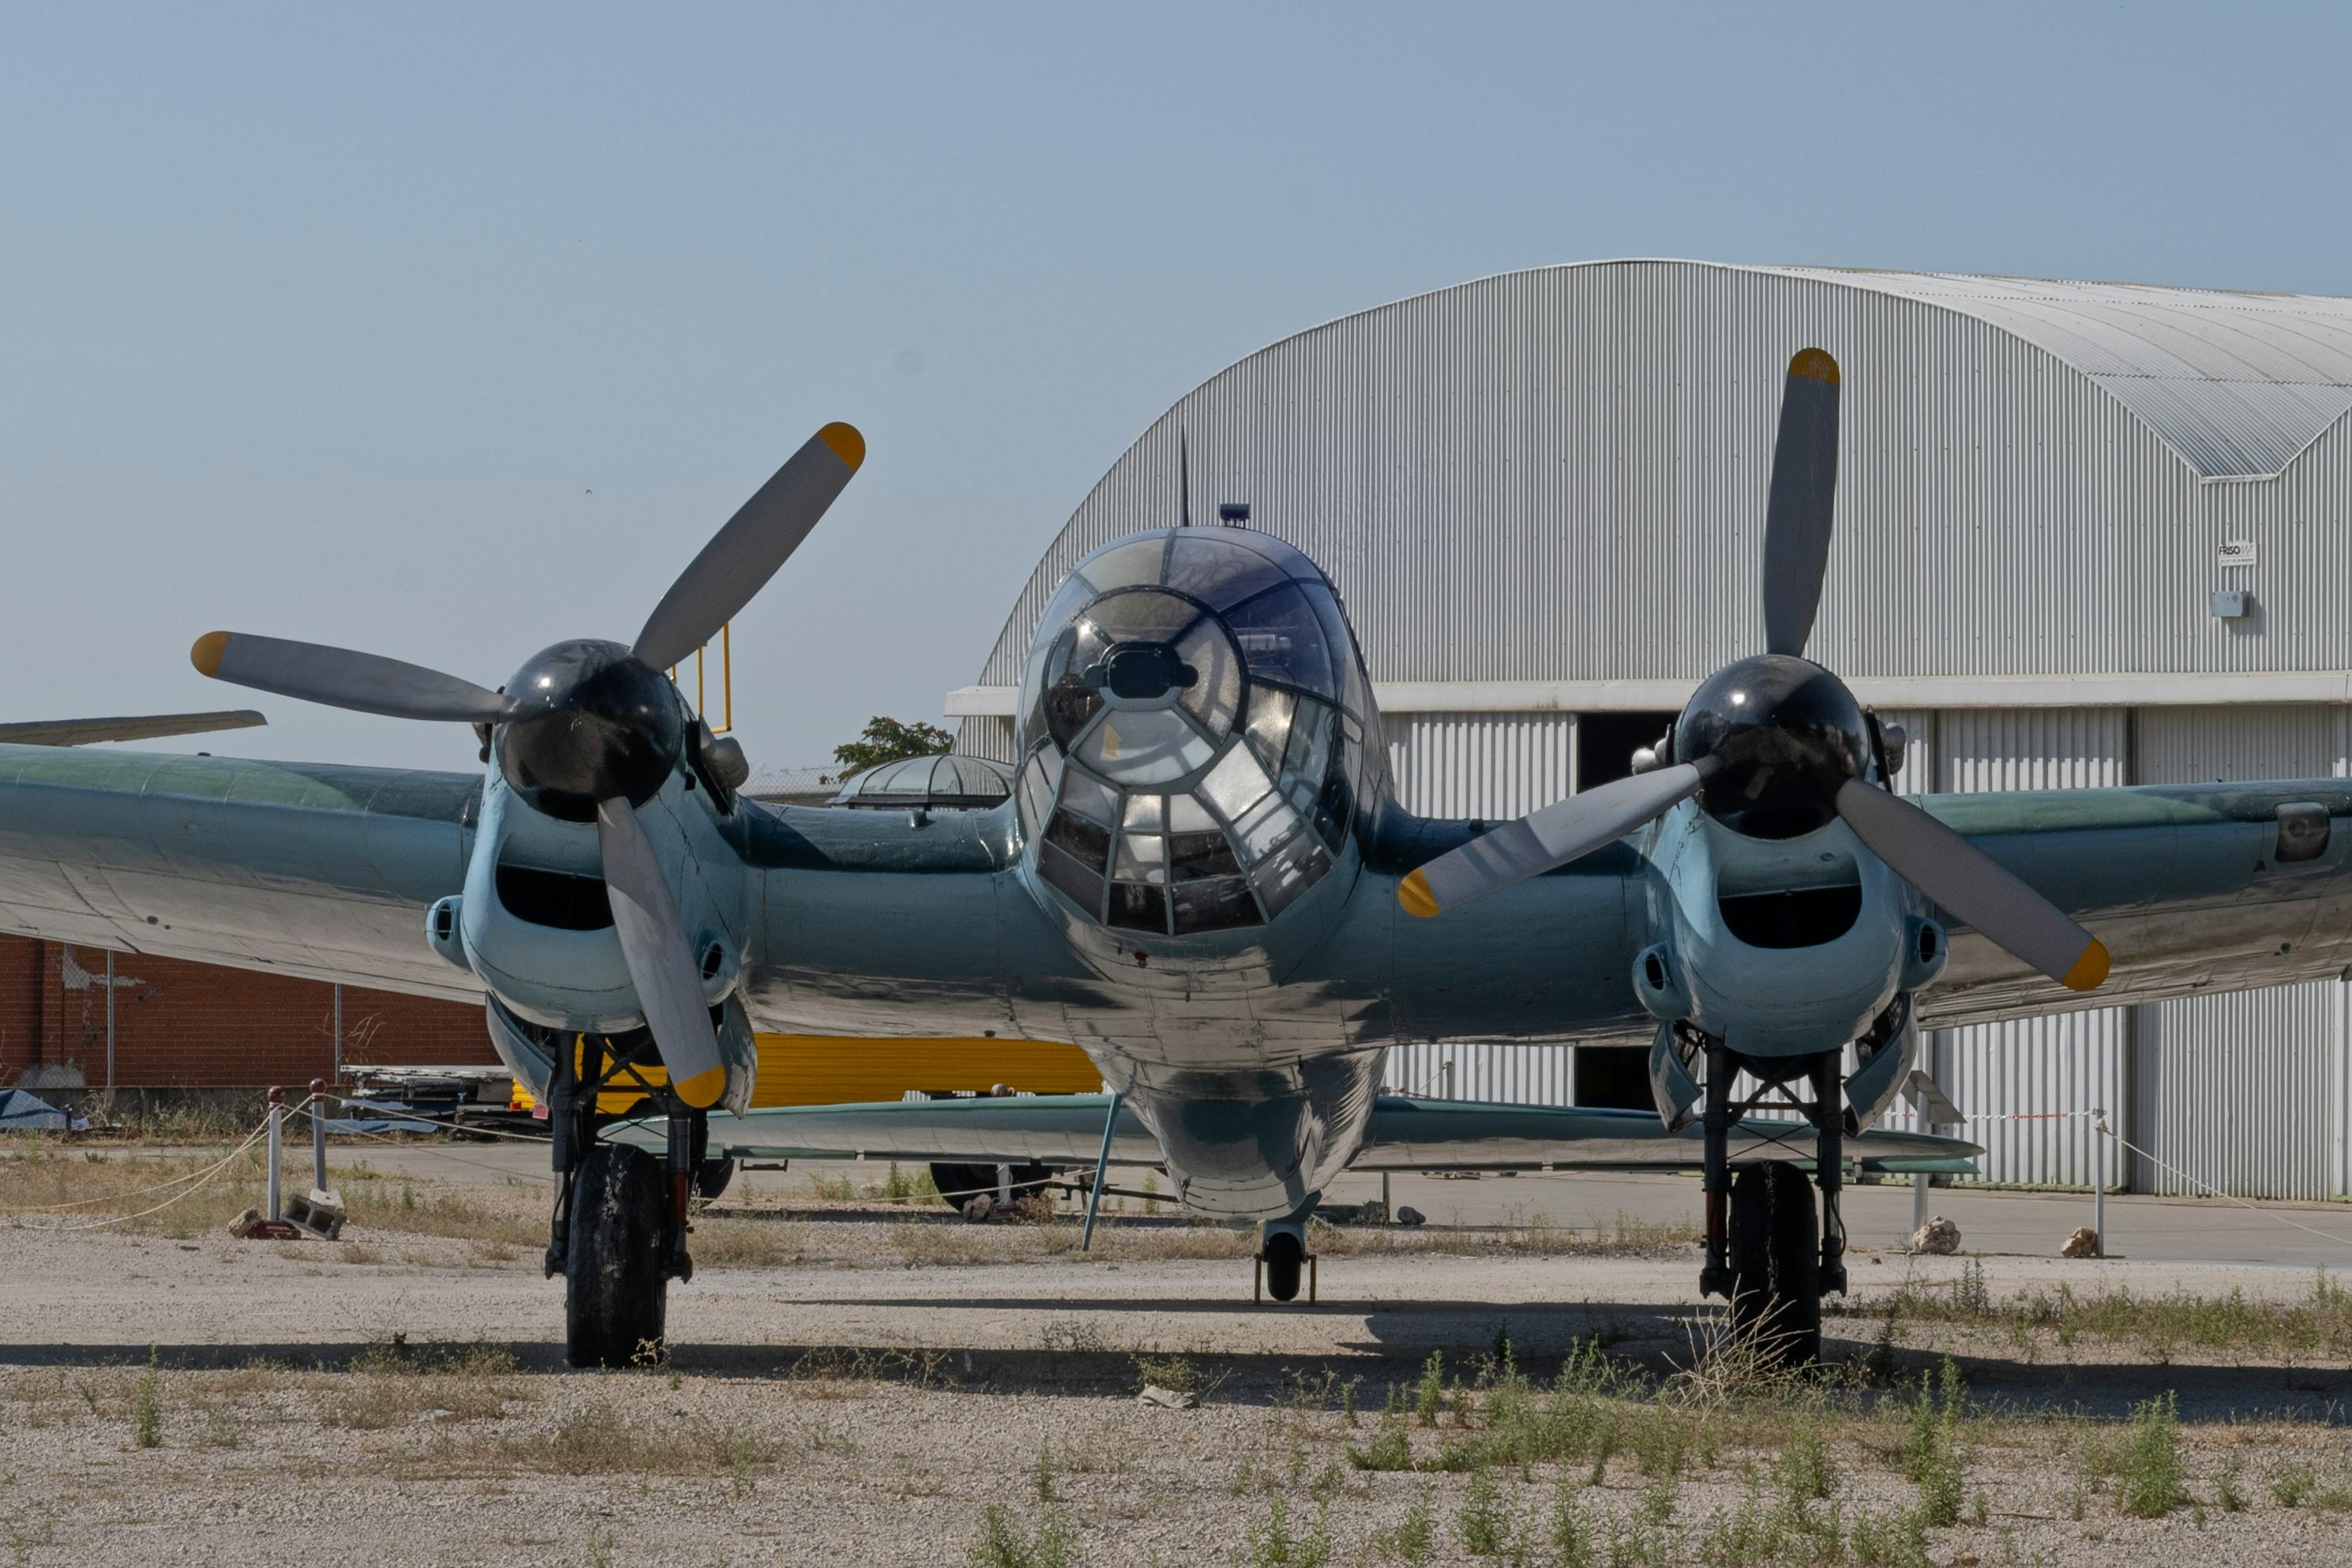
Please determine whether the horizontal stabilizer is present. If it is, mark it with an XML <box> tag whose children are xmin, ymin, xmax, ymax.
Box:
<box><xmin>628</xmin><ymin>1093</ymin><xmax>1979</xmax><ymax>1178</ymax></box>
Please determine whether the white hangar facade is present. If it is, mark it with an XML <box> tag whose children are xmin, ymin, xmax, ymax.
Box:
<box><xmin>948</xmin><ymin>258</ymin><xmax>2352</xmax><ymax>1199</ymax></box>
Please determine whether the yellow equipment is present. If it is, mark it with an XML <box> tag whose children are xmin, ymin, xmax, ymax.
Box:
<box><xmin>511</xmin><ymin>1033</ymin><xmax>1101</xmax><ymax>1115</ymax></box>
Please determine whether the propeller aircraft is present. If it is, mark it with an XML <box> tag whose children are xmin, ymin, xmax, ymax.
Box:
<box><xmin>3</xmin><ymin>354</ymin><xmax>2347</xmax><ymax>1368</ymax></box>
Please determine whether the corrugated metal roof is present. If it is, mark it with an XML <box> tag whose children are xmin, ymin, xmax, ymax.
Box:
<box><xmin>966</xmin><ymin>257</ymin><xmax>2352</xmax><ymax>710</ymax></box>
<box><xmin>1770</xmin><ymin>265</ymin><xmax>2352</xmax><ymax>478</ymax></box>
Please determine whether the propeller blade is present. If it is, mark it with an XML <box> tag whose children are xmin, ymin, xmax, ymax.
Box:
<box><xmin>1760</xmin><ymin>347</ymin><xmax>1841</xmax><ymax>658</ymax></box>
<box><xmin>1400</xmin><ymin>764</ymin><xmax>1704</xmax><ymax>917</ymax></box>
<box><xmin>190</xmin><ymin>632</ymin><xmax>511</xmax><ymax>723</ymax></box>
<box><xmin>1834</xmin><ymin>778</ymin><xmax>2110</xmax><ymax>992</ymax></box>
<box><xmin>595</xmin><ymin>798</ymin><xmax>727</xmax><ymax>1109</ymax></box>
<box><xmin>633</xmin><ymin>422</ymin><xmax>865</xmax><ymax>671</ymax></box>
<box><xmin>0</xmin><ymin>709</ymin><xmax>266</xmax><ymax>747</ymax></box>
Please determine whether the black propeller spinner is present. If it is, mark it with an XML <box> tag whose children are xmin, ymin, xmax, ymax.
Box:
<box><xmin>1668</xmin><ymin>654</ymin><xmax>1876</xmax><ymax>841</ymax></box>
<box><xmin>498</xmin><ymin>640</ymin><xmax>690</xmax><ymax>822</ymax></box>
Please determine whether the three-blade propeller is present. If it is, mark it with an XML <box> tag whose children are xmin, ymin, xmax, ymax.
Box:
<box><xmin>191</xmin><ymin>422</ymin><xmax>868</xmax><ymax>1105</ymax></box>
<box><xmin>1400</xmin><ymin>351</ymin><xmax>2110</xmax><ymax>996</ymax></box>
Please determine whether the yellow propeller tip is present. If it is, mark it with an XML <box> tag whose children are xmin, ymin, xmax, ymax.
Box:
<box><xmin>2062</xmin><ymin>938</ymin><xmax>2110</xmax><ymax>993</ymax></box>
<box><xmin>1397</xmin><ymin>868</ymin><xmax>1439</xmax><ymax>919</ymax></box>
<box><xmin>1788</xmin><ymin>347</ymin><xmax>1840</xmax><ymax>386</ymax></box>
<box><xmin>190</xmin><ymin>632</ymin><xmax>230</xmax><ymax>679</ymax></box>
<box><xmin>676</xmin><ymin>1063</ymin><xmax>728</xmax><ymax>1110</ymax></box>
<box><xmin>817</xmin><ymin>421</ymin><xmax>865</xmax><ymax>472</ymax></box>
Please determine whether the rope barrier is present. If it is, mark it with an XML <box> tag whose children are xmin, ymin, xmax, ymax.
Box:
<box><xmin>11</xmin><ymin>1098</ymin><xmax>302</xmax><ymax>1232</ymax></box>
<box><xmin>3</xmin><ymin>1096</ymin><xmax>303</xmax><ymax>1213</ymax></box>
<box><xmin>2094</xmin><ymin>1117</ymin><xmax>2352</xmax><ymax>1255</ymax></box>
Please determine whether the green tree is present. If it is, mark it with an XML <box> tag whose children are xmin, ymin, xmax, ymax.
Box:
<box><xmin>833</xmin><ymin>715</ymin><xmax>954</xmax><ymax>776</ymax></box>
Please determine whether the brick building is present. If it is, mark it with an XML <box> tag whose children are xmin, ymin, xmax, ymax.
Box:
<box><xmin>0</xmin><ymin>934</ymin><xmax>496</xmax><ymax>1091</ymax></box>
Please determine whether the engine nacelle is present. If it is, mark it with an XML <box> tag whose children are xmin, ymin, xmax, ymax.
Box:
<box><xmin>1010</xmin><ymin>527</ymin><xmax>1382</xmax><ymax>978</ymax></box>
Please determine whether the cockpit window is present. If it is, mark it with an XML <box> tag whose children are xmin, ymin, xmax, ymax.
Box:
<box><xmin>1015</xmin><ymin>527</ymin><xmax>1378</xmax><ymax>936</ymax></box>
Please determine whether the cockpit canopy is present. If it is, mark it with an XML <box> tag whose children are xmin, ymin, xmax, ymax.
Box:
<box><xmin>1014</xmin><ymin>527</ymin><xmax>1381</xmax><ymax>939</ymax></box>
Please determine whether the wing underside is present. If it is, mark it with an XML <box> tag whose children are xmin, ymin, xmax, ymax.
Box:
<box><xmin>0</xmin><ymin>745</ymin><xmax>481</xmax><ymax>999</ymax></box>
<box><xmin>1917</xmin><ymin>778</ymin><xmax>2352</xmax><ymax>1029</ymax></box>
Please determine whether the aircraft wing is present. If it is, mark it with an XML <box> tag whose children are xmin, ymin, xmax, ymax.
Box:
<box><xmin>1919</xmin><ymin>778</ymin><xmax>2352</xmax><ymax>1029</ymax></box>
<box><xmin>0</xmin><ymin>709</ymin><xmax>267</xmax><ymax>747</ymax></box>
<box><xmin>0</xmin><ymin>744</ymin><xmax>481</xmax><ymax>1000</ymax></box>
<box><xmin>636</xmin><ymin>1093</ymin><xmax>1979</xmax><ymax>1176</ymax></box>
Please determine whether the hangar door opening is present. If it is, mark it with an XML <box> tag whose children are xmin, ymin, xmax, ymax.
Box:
<box><xmin>1574</xmin><ymin>711</ymin><xmax>1679</xmax><ymax>1110</ymax></box>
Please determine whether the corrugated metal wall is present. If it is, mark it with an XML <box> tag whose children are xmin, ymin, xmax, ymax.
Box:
<box><xmin>1382</xmin><ymin>712</ymin><xmax>1577</xmax><ymax>819</ymax></box>
<box><xmin>1377</xmin><ymin>713</ymin><xmax>1581</xmax><ymax>1101</ymax></box>
<box><xmin>2133</xmin><ymin>981</ymin><xmax>2340</xmax><ymax>1199</ymax></box>
<box><xmin>958</xmin><ymin>715</ymin><xmax>1016</xmax><ymax>764</ymax></box>
<box><xmin>1930</xmin><ymin>710</ymin><xmax>2131</xmax><ymax>1186</ymax></box>
<box><xmin>1386</xmin><ymin>1041</ymin><xmax>1574</xmax><ymax>1105</ymax></box>
<box><xmin>2130</xmin><ymin>707</ymin><xmax>2348</xmax><ymax>1199</ymax></box>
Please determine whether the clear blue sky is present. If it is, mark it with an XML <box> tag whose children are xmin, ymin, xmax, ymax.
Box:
<box><xmin>6</xmin><ymin>3</ymin><xmax>2346</xmax><ymax>771</ymax></box>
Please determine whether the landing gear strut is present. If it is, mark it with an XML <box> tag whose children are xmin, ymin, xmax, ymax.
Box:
<box><xmin>1696</xmin><ymin>1034</ymin><xmax>1847</xmax><ymax>1367</ymax></box>
<box><xmin>546</xmin><ymin>1031</ymin><xmax>700</xmax><ymax>1367</ymax></box>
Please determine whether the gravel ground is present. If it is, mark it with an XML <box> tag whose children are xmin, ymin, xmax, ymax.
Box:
<box><xmin>4</xmin><ymin>1159</ymin><xmax>2351</xmax><ymax>1566</ymax></box>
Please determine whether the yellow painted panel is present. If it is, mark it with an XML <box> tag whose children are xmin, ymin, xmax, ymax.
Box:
<box><xmin>511</xmin><ymin>1034</ymin><xmax>1099</xmax><ymax>1115</ymax></box>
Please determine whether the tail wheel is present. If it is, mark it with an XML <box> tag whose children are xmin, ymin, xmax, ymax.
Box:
<box><xmin>566</xmin><ymin>1143</ymin><xmax>668</xmax><ymax>1368</ymax></box>
<box><xmin>1262</xmin><ymin>1230</ymin><xmax>1305</xmax><ymax>1303</ymax></box>
<box><xmin>1726</xmin><ymin>1162</ymin><xmax>1821</xmax><ymax>1367</ymax></box>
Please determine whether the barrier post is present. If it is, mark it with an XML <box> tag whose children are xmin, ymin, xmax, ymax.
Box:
<box><xmin>2092</xmin><ymin>1108</ymin><xmax>2107</xmax><ymax>1257</ymax></box>
<box><xmin>265</xmin><ymin>1086</ymin><xmax>285</xmax><ymax>1221</ymax></box>
<box><xmin>310</xmin><ymin>1078</ymin><xmax>328</xmax><ymax>1193</ymax></box>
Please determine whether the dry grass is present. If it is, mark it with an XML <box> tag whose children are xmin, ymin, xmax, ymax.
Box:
<box><xmin>1845</xmin><ymin>1259</ymin><xmax>2352</xmax><ymax>1364</ymax></box>
<box><xmin>0</xmin><ymin>1137</ymin><xmax>550</xmax><ymax>1246</ymax></box>
<box><xmin>322</xmin><ymin>1341</ymin><xmax>531</xmax><ymax>1430</ymax></box>
<box><xmin>687</xmin><ymin>1210</ymin><xmax>808</xmax><ymax>1267</ymax></box>
<box><xmin>2</xmin><ymin>1138</ymin><xmax>793</xmax><ymax>1269</ymax></box>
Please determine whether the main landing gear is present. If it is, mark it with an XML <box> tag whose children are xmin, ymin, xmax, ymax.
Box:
<box><xmin>546</xmin><ymin>1030</ymin><xmax>702</xmax><ymax>1367</ymax></box>
<box><xmin>1695</xmin><ymin>1034</ymin><xmax>1847</xmax><ymax>1367</ymax></box>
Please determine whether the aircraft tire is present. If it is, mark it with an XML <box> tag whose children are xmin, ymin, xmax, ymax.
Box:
<box><xmin>1725</xmin><ymin>1162</ymin><xmax>1820</xmax><ymax>1366</ymax></box>
<box><xmin>566</xmin><ymin>1143</ymin><xmax>668</xmax><ymax>1368</ymax></box>
<box><xmin>1262</xmin><ymin>1230</ymin><xmax>1305</xmax><ymax>1303</ymax></box>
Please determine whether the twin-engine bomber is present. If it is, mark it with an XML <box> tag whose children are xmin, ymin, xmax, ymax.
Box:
<box><xmin>4</xmin><ymin>352</ymin><xmax>2349</xmax><ymax>1366</ymax></box>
